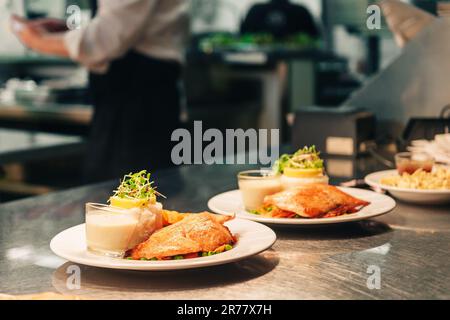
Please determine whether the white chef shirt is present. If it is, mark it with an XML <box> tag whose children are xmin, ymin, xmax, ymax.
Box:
<box><xmin>64</xmin><ymin>0</ymin><xmax>189</xmax><ymax>73</ymax></box>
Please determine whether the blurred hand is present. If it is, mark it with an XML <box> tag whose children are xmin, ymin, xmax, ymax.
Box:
<box><xmin>28</xmin><ymin>18</ymin><xmax>68</xmax><ymax>33</ymax></box>
<box><xmin>10</xmin><ymin>15</ymin><xmax>45</xmax><ymax>49</ymax></box>
<box><xmin>380</xmin><ymin>0</ymin><xmax>435</xmax><ymax>48</ymax></box>
<box><xmin>10</xmin><ymin>15</ymin><xmax>70</xmax><ymax>57</ymax></box>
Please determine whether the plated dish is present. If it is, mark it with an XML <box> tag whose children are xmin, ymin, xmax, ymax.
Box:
<box><xmin>226</xmin><ymin>146</ymin><xmax>393</xmax><ymax>224</ymax></box>
<box><xmin>208</xmin><ymin>187</ymin><xmax>396</xmax><ymax>225</ymax></box>
<box><xmin>50</xmin><ymin>219</ymin><xmax>276</xmax><ymax>271</ymax></box>
<box><xmin>380</xmin><ymin>166</ymin><xmax>450</xmax><ymax>190</ymax></box>
<box><xmin>50</xmin><ymin>170</ymin><xmax>276</xmax><ymax>270</ymax></box>
<box><xmin>365</xmin><ymin>168</ymin><xmax>450</xmax><ymax>204</ymax></box>
<box><xmin>255</xmin><ymin>184</ymin><xmax>370</xmax><ymax>219</ymax></box>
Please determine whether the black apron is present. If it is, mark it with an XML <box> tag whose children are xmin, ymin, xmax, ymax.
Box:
<box><xmin>85</xmin><ymin>1</ymin><xmax>181</xmax><ymax>182</ymax></box>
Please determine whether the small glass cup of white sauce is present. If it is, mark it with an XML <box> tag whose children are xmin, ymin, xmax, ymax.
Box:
<box><xmin>238</xmin><ymin>170</ymin><xmax>282</xmax><ymax>211</ymax></box>
<box><xmin>85</xmin><ymin>203</ymin><xmax>143</xmax><ymax>258</ymax></box>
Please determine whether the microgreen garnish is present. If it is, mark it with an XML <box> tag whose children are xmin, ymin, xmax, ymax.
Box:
<box><xmin>111</xmin><ymin>170</ymin><xmax>165</xmax><ymax>201</ymax></box>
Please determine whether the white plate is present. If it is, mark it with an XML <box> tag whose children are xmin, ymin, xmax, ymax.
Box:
<box><xmin>208</xmin><ymin>187</ymin><xmax>396</xmax><ymax>225</ymax></box>
<box><xmin>365</xmin><ymin>170</ymin><xmax>450</xmax><ymax>204</ymax></box>
<box><xmin>50</xmin><ymin>219</ymin><xmax>276</xmax><ymax>271</ymax></box>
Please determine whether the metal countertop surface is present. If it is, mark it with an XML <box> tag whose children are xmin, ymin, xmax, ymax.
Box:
<box><xmin>0</xmin><ymin>159</ymin><xmax>449</xmax><ymax>299</ymax></box>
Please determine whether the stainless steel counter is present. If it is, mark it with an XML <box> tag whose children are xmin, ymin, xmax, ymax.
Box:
<box><xmin>0</xmin><ymin>160</ymin><xmax>449</xmax><ymax>300</ymax></box>
<box><xmin>0</xmin><ymin>104</ymin><xmax>93</xmax><ymax>126</ymax></box>
<box><xmin>0</xmin><ymin>128</ymin><xmax>85</xmax><ymax>165</ymax></box>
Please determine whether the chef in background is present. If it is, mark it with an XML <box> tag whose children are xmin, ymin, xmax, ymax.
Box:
<box><xmin>11</xmin><ymin>0</ymin><xmax>189</xmax><ymax>182</ymax></box>
<box><xmin>241</xmin><ymin>0</ymin><xmax>319</xmax><ymax>39</ymax></box>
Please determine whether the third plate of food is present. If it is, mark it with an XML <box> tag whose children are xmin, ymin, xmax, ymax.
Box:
<box><xmin>365</xmin><ymin>169</ymin><xmax>450</xmax><ymax>204</ymax></box>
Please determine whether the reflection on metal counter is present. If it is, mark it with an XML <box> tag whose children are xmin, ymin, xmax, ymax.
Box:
<box><xmin>291</xmin><ymin>106</ymin><xmax>376</xmax><ymax>158</ymax></box>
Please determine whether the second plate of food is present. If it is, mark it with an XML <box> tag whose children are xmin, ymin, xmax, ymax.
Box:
<box><xmin>208</xmin><ymin>187</ymin><xmax>396</xmax><ymax>225</ymax></box>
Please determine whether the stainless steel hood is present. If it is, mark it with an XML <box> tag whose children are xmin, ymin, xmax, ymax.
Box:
<box><xmin>345</xmin><ymin>18</ymin><xmax>450</xmax><ymax>138</ymax></box>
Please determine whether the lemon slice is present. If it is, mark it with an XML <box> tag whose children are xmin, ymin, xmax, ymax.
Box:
<box><xmin>283</xmin><ymin>167</ymin><xmax>323</xmax><ymax>178</ymax></box>
<box><xmin>109</xmin><ymin>196</ymin><xmax>154</xmax><ymax>209</ymax></box>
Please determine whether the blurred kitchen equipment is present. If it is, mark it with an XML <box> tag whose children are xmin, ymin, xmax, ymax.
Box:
<box><xmin>23</xmin><ymin>0</ymin><xmax>65</xmax><ymax>19</ymax></box>
<box><xmin>399</xmin><ymin>116</ymin><xmax>450</xmax><ymax>151</ymax></box>
<box><xmin>0</xmin><ymin>79</ymin><xmax>38</xmax><ymax>104</ymax></box>
<box><xmin>190</xmin><ymin>0</ymin><xmax>240</xmax><ymax>33</ymax></box>
<box><xmin>407</xmin><ymin>134</ymin><xmax>450</xmax><ymax>165</ymax></box>
<box><xmin>345</xmin><ymin>17</ymin><xmax>450</xmax><ymax>140</ymax></box>
<box><xmin>0</xmin><ymin>66</ymin><xmax>89</xmax><ymax>106</ymax></box>
<box><xmin>240</xmin><ymin>0</ymin><xmax>319</xmax><ymax>40</ymax></box>
<box><xmin>291</xmin><ymin>106</ymin><xmax>376</xmax><ymax>157</ymax></box>
<box><xmin>437</xmin><ymin>2</ymin><xmax>450</xmax><ymax>17</ymax></box>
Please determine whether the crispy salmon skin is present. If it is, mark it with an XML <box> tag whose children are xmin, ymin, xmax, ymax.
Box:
<box><xmin>262</xmin><ymin>184</ymin><xmax>370</xmax><ymax>218</ymax></box>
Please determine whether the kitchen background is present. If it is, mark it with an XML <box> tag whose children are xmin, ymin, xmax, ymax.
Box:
<box><xmin>0</xmin><ymin>0</ymin><xmax>445</xmax><ymax>202</ymax></box>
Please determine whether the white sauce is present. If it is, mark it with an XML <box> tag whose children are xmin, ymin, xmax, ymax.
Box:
<box><xmin>239</xmin><ymin>179</ymin><xmax>282</xmax><ymax>211</ymax></box>
<box><xmin>86</xmin><ymin>202</ymin><xmax>163</xmax><ymax>256</ymax></box>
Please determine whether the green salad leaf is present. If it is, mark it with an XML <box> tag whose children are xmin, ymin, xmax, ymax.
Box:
<box><xmin>272</xmin><ymin>154</ymin><xmax>292</xmax><ymax>174</ymax></box>
<box><xmin>273</xmin><ymin>146</ymin><xmax>324</xmax><ymax>174</ymax></box>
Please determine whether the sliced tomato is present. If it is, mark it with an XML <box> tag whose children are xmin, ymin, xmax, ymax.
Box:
<box><xmin>184</xmin><ymin>253</ymin><xmax>201</xmax><ymax>259</ymax></box>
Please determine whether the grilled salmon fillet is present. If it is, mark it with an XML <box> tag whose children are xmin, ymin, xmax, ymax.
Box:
<box><xmin>263</xmin><ymin>184</ymin><xmax>370</xmax><ymax>218</ymax></box>
<box><xmin>130</xmin><ymin>212</ymin><xmax>235</xmax><ymax>260</ymax></box>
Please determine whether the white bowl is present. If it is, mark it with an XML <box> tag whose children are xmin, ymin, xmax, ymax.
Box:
<box><xmin>365</xmin><ymin>170</ymin><xmax>450</xmax><ymax>205</ymax></box>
